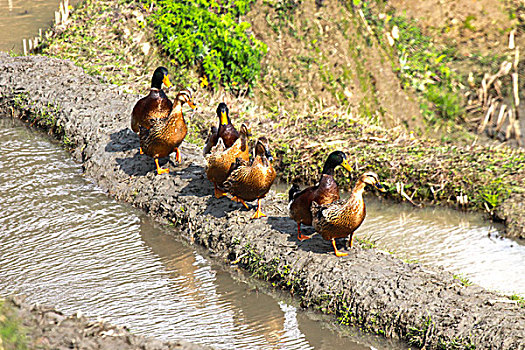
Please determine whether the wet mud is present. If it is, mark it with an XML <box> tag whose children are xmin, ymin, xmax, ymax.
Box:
<box><xmin>0</xmin><ymin>54</ymin><xmax>524</xmax><ymax>349</ymax></box>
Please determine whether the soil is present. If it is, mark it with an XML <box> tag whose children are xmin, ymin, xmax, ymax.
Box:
<box><xmin>1</xmin><ymin>296</ymin><xmax>213</xmax><ymax>350</ymax></box>
<box><xmin>1</xmin><ymin>53</ymin><xmax>523</xmax><ymax>349</ymax></box>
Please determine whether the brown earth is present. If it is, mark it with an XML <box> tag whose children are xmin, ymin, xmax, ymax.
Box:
<box><xmin>1</xmin><ymin>296</ymin><xmax>213</xmax><ymax>350</ymax></box>
<box><xmin>246</xmin><ymin>0</ymin><xmax>423</xmax><ymax>130</ymax></box>
<box><xmin>1</xmin><ymin>53</ymin><xmax>524</xmax><ymax>349</ymax></box>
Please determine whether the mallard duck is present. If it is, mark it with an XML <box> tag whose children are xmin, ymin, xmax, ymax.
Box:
<box><xmin>205</xmin><ymin>123</ymin><xmax>250</xmax><ymax>198</ymax></box>
<box><xmin>311</xmin><ymin>171</ymin><xmax>385</xmax><ymax>257</ymax></box>
<box><xmin>131</xmin><ymin>67</ymin><xmax>173</xmax><ymax>153</ymax></box>
<box><xmin>202</xmin><ymin>102</ymin><xmax>240</xmax><ymax>155</ymax></box>
<box><xmin>139</xmin><ymin>89</ymin><xmax>196</xmax><ymax>175</ymax></box>
<box><xmin>288</xmin><ymin>151</ymin><xmax>352</xmax><ymax>241</ymax></box>
<box><xmin>223</xmin><ymin>137</ymin><xmax>276</xmax><ymax>219</ymax></box>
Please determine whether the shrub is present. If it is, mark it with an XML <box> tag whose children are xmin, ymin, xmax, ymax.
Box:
<box><xmin>149</xmin><ymin>0</ymin><xmax>267</xmax><ymax>92</ymax></box>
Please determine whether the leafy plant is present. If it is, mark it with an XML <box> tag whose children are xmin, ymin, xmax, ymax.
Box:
<box><xmin>149</xmin><ymin>0</ymin><xmax>267</xmax><ymax>92</ymax></box>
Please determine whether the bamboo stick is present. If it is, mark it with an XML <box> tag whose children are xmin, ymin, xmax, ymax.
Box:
<box><xmin>495</xmin><ymin>104</ymin><xmax>507</xmax><ymax>132</ymax></box>
<box><xmin>506</xmin><ymin>109</ymin><xmax>515</xmax><ymax>140</ymax></box>
<box><xmin>22</xmin><ymin>39</ymin><xmax>27</xmax><ymax>55</ymax></box>
<box><xmin>55</xmin><ymin>11</ymin><xmax>60</xmax><ymax>25</ymax></box>
<box><xmin>478</xmin><ymin>99</ymin><xmax>495</xmax><ymax>133</ymax></box>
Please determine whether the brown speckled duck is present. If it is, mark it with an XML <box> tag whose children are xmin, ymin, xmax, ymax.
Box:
<box><xmin>202</xmin><ymin>102</ymin><xmax>240</xmax><ymax>156</ymax></box>
<box><xmin>131</xmin><ymin>67</ymin><xmax>173</xmax><ymax>153</ymax></box>
<box><xmin>139</xmin><ymin>89</ymin><xmax>196</xmax><ymax>175</ymax></box>
<box><xmin>205</xmin><ymin>124</ymin><xmax>250</xmax><ymax>197</ymax></box>
<box><xmin>223</xmin><ymin>137</ymin><xmax>276</xmax><ymax>219</ymax></box>
<box><xmin>311</xmin><ymin>171</ymin><xmax>385</xmax><ymax>257</ymax></box>
<box><xmin>288</xmin><ymin>151</ymin><xmax>352</xmax><ymax>241</ymax></box>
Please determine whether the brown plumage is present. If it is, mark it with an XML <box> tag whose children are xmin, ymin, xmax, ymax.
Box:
<box><xmin>223</xmin><ymin>137</ymin><xmax>276</xmax><ymax>219</ymax></box>
<box><xmin>139</xmin><ymin>89</ymin><xmax>196</xmax><ymax>175</ymax></box>
<box><xmin>205</xmin><ymin>124</ymin><xmax>250</xmax><ymax>198</ymax></box>
<box><xmin>131</xmin><ymin>67</ymin><xmax>173</xmax><ymax>137</ymax></box>
<box><xmin>288</xmin><ymin>151</ymin><xmax>352</xmax><ymax>241</ymax></box>
<box><xmin>203</xmin><ymin>102</ymin><xmax>240</xmax><ymax>156</ymax></box>
<box><xmin>311</xmin><ymin>171</ymin><xmax>385</xmax><ymax>257</ymax></box>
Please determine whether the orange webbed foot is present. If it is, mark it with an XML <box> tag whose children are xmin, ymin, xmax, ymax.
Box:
<box><xmin>155</xmin><ymin>158</ymin><xmax>169</xmax><ymax>175</ymax></box>
<box><xmin>297</xmin><ymin>223</ymin><xmax>310</xmax><ymax>241</ymax></box>
<box><xmin>332</xmin><ymin>239</ymin><xmax>348</xmax><ymax>257</ymax></box>
<box><xmin>250</xmin><ymin>199</ymin><xmax>266</xmax><ymax>219</ymax></box>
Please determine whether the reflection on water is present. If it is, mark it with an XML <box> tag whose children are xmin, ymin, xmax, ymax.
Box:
<box><xmin>0</xmin><ymin>116</ymin><xmax>404</xmax><ymax>349</ymax></box>
<box><xmin>0</xmin><ymin>0</ymin><xmax>78</xmax><ymax>53</ymax></box>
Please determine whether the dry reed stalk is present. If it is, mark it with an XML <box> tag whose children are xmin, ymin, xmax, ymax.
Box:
<box><xmin>478</xmin><ymin>99</ymin><xmax>495</xmax><ymax>133</ymax></box>
<box><xmin>495</xmin><ymin>104</ymin><xmax>507</xmax><ymax>132</ymax></box>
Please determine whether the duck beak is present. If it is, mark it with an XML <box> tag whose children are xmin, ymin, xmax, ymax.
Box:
<box><xmin>187</xmin><ymin>100</ymin><xmax>197</xmax><ymax>109</ymax></box>
<box><xmin>341</xmin><ymin>158</ymin><xmax>352</xmax><ymax>172</ymax></box>
<box><xmin>374</xmin><ymin>183</ymin><xmax>386</xmax><ymax>192</ymax></box>
<box><xmin>220</xmin><ymin>111</ymin><xmax>229</xmax><ymax>125</ymax></box>
<box><xmin>162</xmin><ymin>75</ymin><xmax>172</xmax><ymax>88</ymax></box>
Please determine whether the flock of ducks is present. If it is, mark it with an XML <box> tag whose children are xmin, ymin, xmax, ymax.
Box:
<box><xmin>130</xmin><ymin>67</ymin><xmax>385</xmax><ymax>257</ymax></box>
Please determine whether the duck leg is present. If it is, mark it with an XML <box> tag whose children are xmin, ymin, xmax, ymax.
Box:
<box><xmin>139</xmin><ymin>147</ymin><xmax>144</xmax><ymax>155</ymax></box>
<box><xmin>214</xmin><ymin>184</ymin><xmax>227</xmax><ymax>198</ymax></box>
<box><xmin>331</xmin><ymin>238</ymin><xmax>348</xmax><ymax>257</ymax></box>
<box><xmin>174</xmin><ymin>148</ymin><xmax>182</xmax><ymax>163</ymax></box>
<box><xmin>155</xmin><ymin>158</ymin><xmax>169</xmax><ymax>175</ymax></box>
<box><xmin>232</xmin><ymin>196</ymin><xmax>250</xmax><ymax>209</ymax></box>
<box><xmin>348</xmin><ymin>232</ymin><xmax>355</xmax><ymax>248</ymax></box>
<box><xmin>251</xmin><ymin>198</ymin><xmax>267</xmax><ymax>219</ymax></box>
<box><xmin>297</xmin><ymin>223</ymin><xmax>311</xmax><ymax>241</ymax></box>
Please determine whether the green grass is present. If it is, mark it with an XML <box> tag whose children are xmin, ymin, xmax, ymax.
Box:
<box><xmin>0</xmin><ymin>300</ymin><xmax>27</xmax><ymax>350</ymax></box>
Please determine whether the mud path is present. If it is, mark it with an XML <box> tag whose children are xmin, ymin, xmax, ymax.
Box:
<box><xmin>0</xmin><ymin>54</ymin><xmax>523</xmax><ymax>349</ymax></box>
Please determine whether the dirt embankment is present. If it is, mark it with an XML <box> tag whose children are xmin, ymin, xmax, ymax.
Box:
<box><xmin>1</xmin><ymin>53</ymin><xmax>524</xmax><ymax>349</ymax></box>
<box><xmin>0</xmin><ymin>296</ymin><xmax>212</xmax><ymax>350</ymax></box>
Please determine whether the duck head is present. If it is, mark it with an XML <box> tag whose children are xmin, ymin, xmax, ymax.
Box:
<box><xmin>151</xmin><ymin>66</ymin><xmax>172</xmax><ymax>89</ymax></box>
<box><xmin>255</xmin><ymin>137</ymin><xmax>273</xmax><ymax>162</ymax></box>
<box><xmin>216</xmin><ymin>102</ymin><xmax>230</xmax><ymax>126</ymax></box>
<box><xmin>360</xmin><ymin>171</ymin><xmax>386</xmax><ymax>192</ymax></box>
<box><xmin>176</xmin><ymin>89</ymin><xmax>196</xmax><ymax>109</ymax></box>
<box><xmin>322</xmin><ymin>151</ymin><xmax>352</xmax><ymax>175</ymax></box>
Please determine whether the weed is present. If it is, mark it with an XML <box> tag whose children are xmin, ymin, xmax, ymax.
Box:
<box><xmin>0</xmin><ymin>300</ymin><xmax>28</xmax><ymax>350</ymax></box>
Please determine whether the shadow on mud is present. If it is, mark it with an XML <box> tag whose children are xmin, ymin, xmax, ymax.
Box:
<box><xmin>106</xmin><ymin>128</ymin><xmax>139</xmax><ymax>153</ymax></box>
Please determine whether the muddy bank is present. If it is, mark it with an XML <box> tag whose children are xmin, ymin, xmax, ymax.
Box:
<box><xmin>1</xmin><ymin>296</ymin><xmax>212</xmax><ymax>350</ymax></box>
<box><xmin>0</xmin><ymin>54</ymin><xmax>524</xmax><ymax>349</ymax></box>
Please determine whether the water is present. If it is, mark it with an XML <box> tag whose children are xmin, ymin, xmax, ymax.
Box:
<box><xmin>0</xmin><ymin>116</ymin><xmax>405</xmax><ymax>349</ymax></box>
<box><xmin>359</xmin><ymin>198</ymin><xmax>525</xmax><ymax>297</ymax></box>
<box><xmin>0</xmin><ymin>0</ymin><xmax>77</xmax><ymax>53</ymax></box>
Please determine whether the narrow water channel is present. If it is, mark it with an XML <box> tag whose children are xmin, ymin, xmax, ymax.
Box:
<box><xmin>1</xmin><ymin>0</ymin><xmax>73</xmax><ymax>53</ymax></box>
<box><xmin>0</xmin><ymin>116</ymin><xmax>407</xmax><ymax>349</ymax></box>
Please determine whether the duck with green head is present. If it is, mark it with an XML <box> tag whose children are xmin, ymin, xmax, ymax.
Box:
<box><xmin>131</xmin><ymin>67</ymin><xmax>173</xmax><ymax>152</ymax></box>
<box><xmin>311</xmin><ymin>171</ymin><xmax>385</xmax><ymax>257</ymax></box>
<box><xmin>288</xmin><ymin>151</ymin><xmax>353</xmax><ymax>241</ymax></box>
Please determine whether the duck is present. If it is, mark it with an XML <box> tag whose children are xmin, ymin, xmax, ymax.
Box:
<box><xmin>311</xmin><ymin>171</ymin><xmax>385</xmax><ymax>257</ymax></box>
<box><xmin>288</xmin><ymin>151</ymin><xmax>353</xmax><ymax>241</ymax></box>
<box><xmin>205</xmin><ymin>123</ymin><xmax>250</xmax><ymax>198</ymax></box>
<box><xmin>131</xmin><ymin>67</ymin><xmax>173</xmax><ymax>153</ymax></box>
<box><xmin>139</xmin><ymin>89</ymin><xmax>196</xmax><ymax>175</ymax></box>
<box><xmin>202</xmin><ymin>102</ymin><xmax>240</xmax><ymax>155</ymax></box>
<box><xmin>223</xmin><ymin>137</ymin><xmax>276</xmax><ymax>219</ymax></box>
